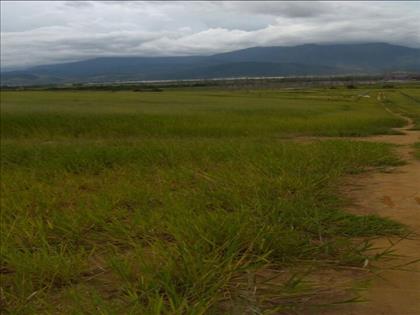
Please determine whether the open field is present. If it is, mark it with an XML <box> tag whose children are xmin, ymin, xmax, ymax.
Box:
<box><xmin>386</xmin><ymin>87</ymin><xmax>420</xmax><ymax>129</ymax></box>
<box><xmin>1</xmin><ymin>86</ymin><xmax>419</xmax><ymax>314</ymax></box>
<box><xmin>383</xmin><ymin>87</ymin><xmax>420</xmax><ymax>159</ymax></box>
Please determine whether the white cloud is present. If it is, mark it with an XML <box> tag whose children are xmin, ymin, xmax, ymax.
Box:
<box><xmin>1</xmin><ymin>1</ymin><xmax>419</xmax><ymax>69</ymax></box>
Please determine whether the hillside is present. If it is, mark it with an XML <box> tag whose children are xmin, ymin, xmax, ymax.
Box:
<box><xmin>2</xmin><ymin>43</ymin><xmax>419</xmax><ymax>85</ymax></box>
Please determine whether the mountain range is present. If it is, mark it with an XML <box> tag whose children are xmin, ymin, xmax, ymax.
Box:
<box><xmin>2</xmin><ymin>43</ymin><xmax>420</xmax><ymax>86</ymax></box>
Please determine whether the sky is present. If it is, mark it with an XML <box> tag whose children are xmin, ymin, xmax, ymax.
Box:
<box><xmin>1</xmin><ymin>1</ymin><xmax>420</xmax><ymax>69</ymax></box>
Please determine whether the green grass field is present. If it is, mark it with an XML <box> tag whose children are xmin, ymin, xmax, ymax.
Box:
<box><xmin>1</xmin><ymin>86</ymin><xmax>419</xmax><ymax>314</ymax></box>
<box><xmin>386</xmin><ymin>87</ymin><xmax>420</xmax><ymax>129</ymax></box>
<box><xmin>384</xmin><ymin>87</ymin><xmax>420</xmax><ymax>160</ymax></box>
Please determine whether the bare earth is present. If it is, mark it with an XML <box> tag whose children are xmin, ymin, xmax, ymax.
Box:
<box><xmin>316</xmin><ymin>107</ymin><xmax>420</xmax><ymax>314</ymax></box>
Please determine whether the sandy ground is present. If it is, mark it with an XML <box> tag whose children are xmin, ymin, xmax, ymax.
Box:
<box><xmin>312</xmin><ymin>105</ymin><xmax>420</xmax><ymax>314</ymax></box>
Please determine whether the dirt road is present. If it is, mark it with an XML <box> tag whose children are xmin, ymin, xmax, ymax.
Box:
<box><xmin>318</xmin><ymin>102</ymin><xmax>420</xmax><ymax>314</ymax></box>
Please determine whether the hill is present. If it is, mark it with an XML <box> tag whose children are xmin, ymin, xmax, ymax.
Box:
<box><xmin>2</xmin><ymin>43</ymin><xmax>419</xmax><ymax>85</ymax></box>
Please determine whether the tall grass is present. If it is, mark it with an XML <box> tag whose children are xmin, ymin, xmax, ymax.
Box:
<box><xmin>385</xmin><ymin>87</ymin><xmax>420</xmax><ymax>129</ymax></box>
<box><xmin>1</xmin><ymin>89</ymin><xmax>404</xmax><ymax>139</ymax></box>
<box><xmin>0</xmin><ymin>87</ymin><xmax>409</xmax><ymax>313</ymax></box>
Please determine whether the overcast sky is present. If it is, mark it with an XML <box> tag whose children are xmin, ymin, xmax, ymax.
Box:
<box><xmin>1</xmin><ymin>1</ymin><xmax>420</xmax><ymax>69</ymax></box>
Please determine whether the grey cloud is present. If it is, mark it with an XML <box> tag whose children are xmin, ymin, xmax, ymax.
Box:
<box><xmin>63</xmin><ymin>1</ymin><xmax>93</xmax><ymax>8</ymax></box>
<box><xmin>1</xmin><ymin>1</ymin><xmax>419</xmax><ymax>69</ymax></box>
<box><xmin>221</xmin><ymin>2</ymin><xmax>332</xmax><ymax>18</ymax></box>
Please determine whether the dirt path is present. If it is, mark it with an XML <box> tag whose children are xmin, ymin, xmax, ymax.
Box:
<box><xmin>316</xmin><ymin>101</ymin><xmax>420</xmax><ymax>314</ymax></box>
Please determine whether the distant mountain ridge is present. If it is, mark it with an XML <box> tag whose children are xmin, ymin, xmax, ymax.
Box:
<box><xmin>2</xmin><ymin>43</ymin><xmax>420</xmax><ymax>85</ymax></box>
